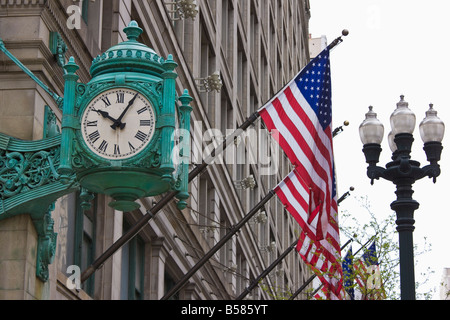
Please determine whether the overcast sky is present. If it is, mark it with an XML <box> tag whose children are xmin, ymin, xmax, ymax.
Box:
<box><xmin>308</xmin><ymin>0</ymin><xmax>450</xmax><ymax>299</ymax></box>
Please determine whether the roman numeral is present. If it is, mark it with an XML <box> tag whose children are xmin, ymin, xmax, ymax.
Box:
<box><xmin>88</xmin><ymin>131</ymin><xmax>100</xmax><ymax>143</ymax></box>
<box><xmin>116</xmin><ymin>93</ymin><xmax>125</xmax><ymax>104</ymax></box>
<box><xmin>140</xmin><ymin>120</ymin><xmax>151</xmax><ymax>126</ymax></box>
<box><xmin>137</xmin><ymin>107</ymin><xmax>147</xmax><ymax>115</ymax></box>
<box><xmin>99</xmin><ymin>140</ymin><xmax>108</xmax><ymax>153</ymax></box>
<box><xmin>101</xmin><ymin>96</ymin><xmax>111</xmax><ymax>107</ymax></box>
<box><xmin>87</xmin><ymin>120</ymin><xmax>98</xmax><ymax>127</ymax></box>
<box><xmin>114</xmin><ymin>144</ymin><xmax>121</xmax><ymax>155</ymax></box>
<box><xmin>128</xmin><ymin>142</ymin><xmax>136</xmax><ymax>152</ymax></box>
<box><xmin>135</xmin><ymin>130</ymin><xmax>148</xmax><ymax>142</ymax></box>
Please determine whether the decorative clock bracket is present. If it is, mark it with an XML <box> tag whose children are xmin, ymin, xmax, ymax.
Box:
<box><xmin>0</xmin><ymin>104</ymin><xmax>79</xmax><ymax>281</ymax></box>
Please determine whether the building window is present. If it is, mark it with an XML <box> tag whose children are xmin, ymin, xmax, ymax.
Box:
<box><xmin>221</xmin><ymin>0</ymin><xmax>234</xmax><ymax>66</ymax></box>
<box><xmin>199</xmin><ymin>19</ymin><xmax>217</xmax><ymax>124</ymax></box>
<box><xmin>236</xmin><ymin>245</ymin><xmax>247</xmax><ymax>295</ymax></box>
<box><xmin>81</xmin><ymin>0</ymin><xmax>89</xmax><ymax>23</ymax></box>
<box><xmin>120</xmin><ymin>221</ymin><xmax>145</xmax><ymax>300</ymax></box>
<box><xmin>219</xmin><ymin>204</ymin><xmax>232</xmax><ymax>284</ymax></box>
<box><xmin>164</xmin><ymin>271</ymin><xmax>180</xmax><ymax>300</ymax></box>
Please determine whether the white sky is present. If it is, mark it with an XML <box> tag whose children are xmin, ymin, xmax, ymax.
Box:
<box><xmin>308</xmin><ymin>0</ymin><xmax>450</xmax><ymax>299</ymax></box>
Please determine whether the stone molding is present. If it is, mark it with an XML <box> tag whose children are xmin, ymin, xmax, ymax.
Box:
<box><xmin>0</xmin><ymin>0</ymin><xmax>46</xmax><ymax>10</ymax></box>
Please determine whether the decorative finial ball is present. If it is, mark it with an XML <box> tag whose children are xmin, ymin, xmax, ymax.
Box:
<box><xmin>124</xmin><ymin>20</ymin><xmax>143</xmax><ymax>41</ymax></box>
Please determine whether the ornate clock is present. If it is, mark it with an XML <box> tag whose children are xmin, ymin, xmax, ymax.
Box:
<box><xmin>81</xmin><ymin>88</ymin><xmax>156</xmax><ymax>160</ymax></box>
<box><xmin>56</xmin><ymin>21</ymin><xmax>193</xmax><ymax>212</ymax></box>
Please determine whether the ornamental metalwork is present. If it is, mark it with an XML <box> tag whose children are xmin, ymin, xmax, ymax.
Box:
<box><xmin>0</xmin><ymin>143</ymin><xmax>61</xmax><ymax>199</ymax></box>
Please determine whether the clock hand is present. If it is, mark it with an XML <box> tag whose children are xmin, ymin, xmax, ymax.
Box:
<box><xmin>111</xmin><ymin>93</ymin><xmax>139</xmax><ymax>130</ymax></box>
<box><xmin>92</xmin><ymin>108</ymin><xmax>118</xmax><ymax>123</ymax></box>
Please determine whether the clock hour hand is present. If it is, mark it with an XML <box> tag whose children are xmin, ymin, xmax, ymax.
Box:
<box><xmin>111</xmin><ymin>93</ymin><xmax>139</xmax><ymax>130</ymax></box>
<box><xmin>92</xmin><ymin>108</ymin><xmax>118</xmax><ymax>124</ymax></box>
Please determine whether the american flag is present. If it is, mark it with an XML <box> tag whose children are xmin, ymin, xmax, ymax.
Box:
<box><xmin>260</xmin><ymin>48</ymin><xmax>343</xmax><ymax>299</ymax></box>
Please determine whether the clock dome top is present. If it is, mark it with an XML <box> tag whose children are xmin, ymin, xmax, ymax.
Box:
<box><xmin>90</xmin><ymin>21</ymin><xmax>166</xmax><ymax>78</ymax></box>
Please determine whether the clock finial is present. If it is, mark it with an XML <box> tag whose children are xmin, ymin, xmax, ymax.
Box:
<box><xmin>124</xmin><ymin>21</ymin><xmax>143</xmax><ymax>41</ymax></box>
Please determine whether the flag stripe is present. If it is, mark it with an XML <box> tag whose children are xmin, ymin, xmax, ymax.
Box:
<box><xmin>262</xmin><ymin>92</ymin><xmax>332</xmax><ymax>196</ymax></box>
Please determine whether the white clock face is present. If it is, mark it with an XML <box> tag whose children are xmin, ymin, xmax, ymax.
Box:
<box><xmin>81</xmin><ymin>88</ymin><xmax>156</xmax><ymax>160</ymax></box>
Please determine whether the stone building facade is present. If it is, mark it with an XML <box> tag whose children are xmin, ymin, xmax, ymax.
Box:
<box><xmin>0</xmin><ymin>0</ymin><xmax>313</xmax><ymax>300</ymax></box>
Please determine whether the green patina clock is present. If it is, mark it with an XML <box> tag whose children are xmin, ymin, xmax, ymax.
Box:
<box><xmin>59</xmin><ymin>21</ymin><xmax>193</xmax><ymax>212</ymax></box>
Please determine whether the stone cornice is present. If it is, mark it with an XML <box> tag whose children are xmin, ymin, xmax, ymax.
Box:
<box><xmin>0</xmin><ymin>0</ymin><xmax>46</xmax><ymax>5</ymax></box>
<box><xmin>0</xmin><ymin>0</ymin><xmax>46</xmax><ymax>10</ymax></box>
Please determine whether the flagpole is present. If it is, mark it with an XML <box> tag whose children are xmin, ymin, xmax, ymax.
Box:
<box><xmin>80</xmin><ymin>112</ymin><xmax>261</xmax><ymax>283</ymax></box>
<box><xmin>161</xmin><ymin>190</ymin><xmax>276</xmax><ymax>300</ymax></box>
<box><xmin>326</xmin><ymin>29</ymin><xmax>349</xmax><ymax>51</ymax></box>
<box><xmin>236</xmin><ymin>239</ymin><xmax>298</xmax><ymax>300</ymax></box>
<box><xmin>353</xmin><ymin>234</ymin><xmax>378</xmax><ymax>257</ymax></box>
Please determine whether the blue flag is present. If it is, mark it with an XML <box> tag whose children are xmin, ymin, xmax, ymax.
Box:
<box><xmin>342</xmin><ymin>246</ymin><xmax>354</xmax><ymax>300</ymax></box>
<box><xmin>363</xmin><ymin>242</ymin><xmax>378</xmax><ymax>266</ymax></box>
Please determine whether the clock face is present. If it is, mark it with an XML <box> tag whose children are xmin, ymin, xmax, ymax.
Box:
<box><xmin>81</xmin><ymin>88</ymin><xmax>156</xmax><ymax>160</ymax></box>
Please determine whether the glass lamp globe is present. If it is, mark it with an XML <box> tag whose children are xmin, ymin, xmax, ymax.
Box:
<box><xmin>419</xmin><ymin>104</ymin><xmax>445</xmax><ymax>143</ymax></box>
<box><xmin>388</xmin><ymin>131</ymin><xmax>398</xmax><ymax>152</ymax></box>
<box><xmin>390</xmin><ymin>95</ymin><xmax>416</xmax><ymax>135</ymax></box>
<box><xmin>359</xmin><ymin>106</ymin><xmax>384</xmax><ymax>145</ymax></box>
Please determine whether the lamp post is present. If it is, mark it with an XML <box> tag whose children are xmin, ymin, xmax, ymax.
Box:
<box><xmin>359</xmin><ymin>96</ymin><xmax>445</xmax><ymax>300</ymax></box>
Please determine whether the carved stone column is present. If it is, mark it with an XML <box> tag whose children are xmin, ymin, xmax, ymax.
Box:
<box><xmin>147</xmin><ymin>238</ymin><xmax>171</xmax><ymax>300</ymax></box>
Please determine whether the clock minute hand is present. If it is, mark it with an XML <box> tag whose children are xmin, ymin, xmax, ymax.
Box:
<box><xmin>111</xmin><ymin>93</ymin><xmax>139</xmax><ymax>130</ymax></box>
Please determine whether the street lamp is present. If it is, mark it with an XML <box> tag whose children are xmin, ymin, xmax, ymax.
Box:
<box><xmin>359</xmin><ymin>95</ymin><xmax>445</xmax><ymax>300</ymax></box>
